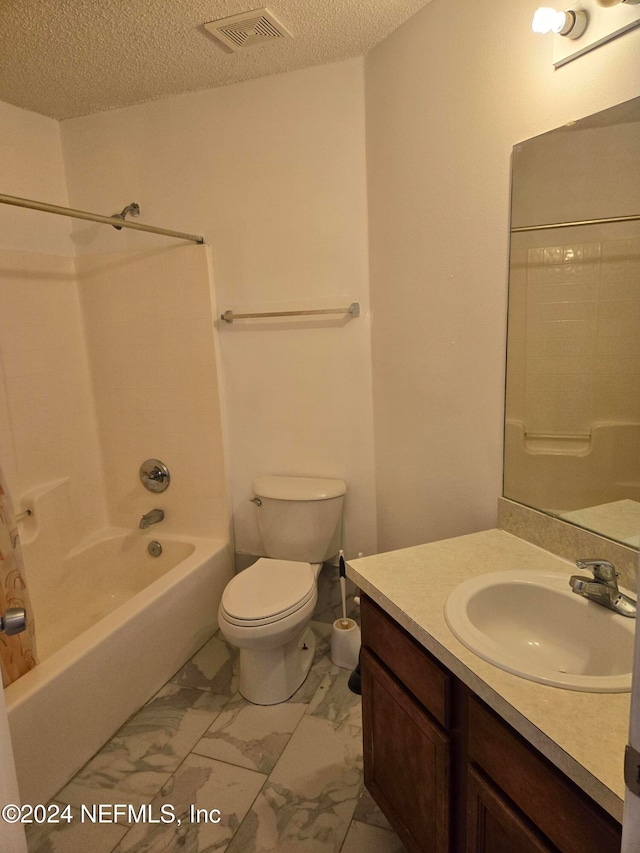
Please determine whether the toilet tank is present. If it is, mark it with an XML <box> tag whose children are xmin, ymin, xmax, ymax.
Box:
<box><xmin>253</xmin><ymin>476</ymin><xmax>346</xmax><ymax>563</ymax></box>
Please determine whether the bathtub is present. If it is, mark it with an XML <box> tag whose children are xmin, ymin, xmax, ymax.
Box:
<box><xmin>4</xmin><ymin>528</ymin><xmax>233</xmax><ymax>805</ymax></box>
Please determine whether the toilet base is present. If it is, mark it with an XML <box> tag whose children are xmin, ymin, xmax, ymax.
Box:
<box><xmin>238</xmin><ymin>626</ymin><xmax>316</xmax><ymax>705</ymax></box>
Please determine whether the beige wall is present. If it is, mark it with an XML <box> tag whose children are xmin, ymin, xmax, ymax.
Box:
<box><xmin>0</xmin><ymin>101</ymin><xmax>72</xmax><ymax>256</ymax></box>
<box><xmin>60</xmin><ymin>59</ymin><xmax>377</xmax><ymax>560</ymax></box>
<box><xmin>365</xmin><ymin>0</ymin><xmax>640</xmax><ymax>551</ymax></box>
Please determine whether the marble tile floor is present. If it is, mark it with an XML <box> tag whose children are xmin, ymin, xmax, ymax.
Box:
<box><xmin>26</xmin><ymin>621</ymin><xmax>408</xmax><ymax>853</ymax></box>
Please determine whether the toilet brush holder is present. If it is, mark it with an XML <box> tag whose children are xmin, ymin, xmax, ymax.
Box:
<box><xmin>331</xmin><ymin>618</ymin><xmax>361</xmax><ymax>670</ymax></box>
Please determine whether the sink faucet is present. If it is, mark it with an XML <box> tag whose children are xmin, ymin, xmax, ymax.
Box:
<box><xmin>569</xmin><ymin>559</ymin><xmax>636</xmax><ymax>618</ymax></box>
<box><xmin>139</xmin><ymin>508</ymin><xmax>164</xmax><ymax>530</ymax></box>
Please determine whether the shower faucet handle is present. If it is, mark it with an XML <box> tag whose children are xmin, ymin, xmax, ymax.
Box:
<box><xmin>140</xmin><ymin>459</ymin><xmax>170</xmax><ymax>493</ymax></box>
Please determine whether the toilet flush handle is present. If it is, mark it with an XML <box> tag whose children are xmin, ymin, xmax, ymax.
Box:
<box><xmin>249</xmin><ymin>497</ymin><xmax>262</xmax><ymax>507</ymax></box>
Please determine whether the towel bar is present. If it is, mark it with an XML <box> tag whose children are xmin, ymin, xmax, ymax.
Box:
<box><xmin>221</xmin><ymin>302</ymin><xmax>360</xmax><ymax>323</ymax></box>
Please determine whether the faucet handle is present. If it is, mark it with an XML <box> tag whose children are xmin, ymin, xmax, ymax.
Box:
<box><xmin>140</xmin><ymin>459</ymin><xmax>170</xmax><ymax>493</ymax></box>
<box><xmin>575</xmin><ymin>559</ymin><xmax>618</xmax><ymax>585</ymax></box>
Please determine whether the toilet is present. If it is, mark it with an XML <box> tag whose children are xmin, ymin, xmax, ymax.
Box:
<box><xmin>218</xmin><ymin>475</ymin><xmax>346</xmax><ymax>705</ymax></box>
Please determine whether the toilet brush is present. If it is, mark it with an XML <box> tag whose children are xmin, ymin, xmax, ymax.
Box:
<box><xmin>331</xmin><ymin>551</ymin><xmax>361</xmax><ymax>670</ymax></box>
<box><xmin>339</xmin><ymin>551</ymin><xmax>349</xmax><ymax>628</ymax></box>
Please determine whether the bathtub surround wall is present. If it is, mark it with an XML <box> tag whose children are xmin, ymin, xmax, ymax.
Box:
<box><xmin>76</xmin><ymin>244</ymin><xmax>228</xmax><ymax>539</ymax></box>
<box><xmin>0</xmin><ymin>250</ymin><xmax>107</xmax><ymax>555</ymax></box>
<box><xmin>0</xmin><ymin>101</ymin><xmax>229</xmax><ymax>543</ymax></box>
<box><xmin>0</xmin><ymin>246</ymin><xmax>228</xmax><ymax>558</ymax></box>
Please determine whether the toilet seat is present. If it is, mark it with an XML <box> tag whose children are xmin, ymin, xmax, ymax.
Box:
<box><xmin>220</xmin><ymin>558</ymin><xmax>315</xmax><ymax>627</ymax></box>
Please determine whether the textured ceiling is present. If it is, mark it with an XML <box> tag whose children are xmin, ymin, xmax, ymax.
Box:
<box><xmin>0</xmin><ymin>0</ymin><xmax>430</xmax><ymax>120</ymax></box>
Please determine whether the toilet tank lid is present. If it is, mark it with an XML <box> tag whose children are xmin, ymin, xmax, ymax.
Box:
<box><xmin>253</xmin><ymin>476</ymin><xmax>346</xmax><ymax>501</ymax></box>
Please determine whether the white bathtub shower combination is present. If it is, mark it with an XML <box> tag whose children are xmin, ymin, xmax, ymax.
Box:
<box><xmin>5</xmin><ymin>527</ymin><xmax>232</xmax><ymax>805</ymax></box>
<box><xmin>0</xmin><ymin>240</ymin><xmax>232</xmax><ymax>806</ymax></box>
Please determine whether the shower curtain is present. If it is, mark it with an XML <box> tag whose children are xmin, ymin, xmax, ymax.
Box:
<box><xmin>0</xmin><ymin>464</ymin><xmax>37</xmax><ymax>687</ymax></box>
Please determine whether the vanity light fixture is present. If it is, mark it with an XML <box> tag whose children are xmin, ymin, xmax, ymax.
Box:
<box><xmin>532</xmin><ymin>6</ymin><xmax>589</xmax><ymax>37</ymax></box>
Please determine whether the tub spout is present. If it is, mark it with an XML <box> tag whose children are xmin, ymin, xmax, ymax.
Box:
<box><xmin>139</xmin><ymin>508</ymin><xmax>164</xmax><ymax>529</ymax></box>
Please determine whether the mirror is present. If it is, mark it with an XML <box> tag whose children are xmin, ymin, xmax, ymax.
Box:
<box><xmin>504</xmin><ymin>96</ymin><xmax>640</xmax><ymax>549</ymax></box>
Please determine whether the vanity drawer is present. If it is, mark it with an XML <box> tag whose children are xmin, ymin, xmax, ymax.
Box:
<box><xmin>361</xmin><ymin>595</ymin><xmax>450</xmax><ymax>729</ymax></box>
<box><xmin>467</xmin><ymin>696</ymin><xmax>622</xmax><ymax>853</ymax></box>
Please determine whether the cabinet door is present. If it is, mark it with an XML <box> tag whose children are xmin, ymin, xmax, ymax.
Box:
<box><xmin>467</xmin><ymin>696</ymin><xmax>622</xmax><ymax>853</ymax></box>
<box><xmin>466</xmin><ymin>765</ymin><xmax>554</xmax><ymax>853</ymax></box>
<box><xmin>361</xmin><ymin>648</ymin><xmax>449</xmax><ymax>853</ymax></box>
<box><xmin>361</xmin><ymin>595</ymin><xmax>450</xmax><ymax>727</ymax></box>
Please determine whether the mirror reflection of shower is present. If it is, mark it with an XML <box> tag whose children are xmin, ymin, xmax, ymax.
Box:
<box><xmin>504</xmin><ymin>96</ymin><xmax>640</xmax><ymax>548</ymax></box>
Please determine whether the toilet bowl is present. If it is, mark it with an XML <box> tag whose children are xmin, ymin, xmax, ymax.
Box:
<box><xmin>218</xmin><ymin>558</ymin><xmax>321</xmax><ymax>705</ymax></box>
<box><xmin>218</xmin><ymin>475</ymin><xmax>346</xmax><ymax>705</ymax></box>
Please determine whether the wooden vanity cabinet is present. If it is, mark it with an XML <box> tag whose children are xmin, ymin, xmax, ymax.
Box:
<box><xmin>465</xmin><ymin>764</ymin><xmax>552</xmax><ymax>853</ymax></box>
<box><xmin>467</xmin><ymin>696</ymin><xmax>622</xmax><ymax>853</ymax></box>
<box><xmin>361</xmin><ymin>595</ymin><xmax>453</xmax><ymax>853</ymax></box>
<box><xmin>361</xmin><ymin>649</ymin><xmax>450</xmax><ymax>853</ymax></box>
<box><xmin>360</xmin><ymin>594</ymin><xmax>623</xmax><ymax>853</ymax></box>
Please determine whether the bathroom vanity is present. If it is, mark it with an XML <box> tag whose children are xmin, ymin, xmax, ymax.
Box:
<box><xmin>347</xmin><ymin>528</ymin><xmax>630</xmax><ymax>853</ymax></box>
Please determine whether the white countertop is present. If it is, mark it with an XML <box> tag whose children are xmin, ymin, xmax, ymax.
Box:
<box><xmin>347</xmin><ymin>528</ymin><xmax>631</xmax><ymax>823</ymax></box>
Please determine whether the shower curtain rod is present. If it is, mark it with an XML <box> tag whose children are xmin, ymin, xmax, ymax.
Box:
<box><xmin>0</xmin><ymin>193</ymin><xmax>205</xmax><ymax>244</ymax></box>
<box><xmin>511</xmin><ymin>213</ymin><xmax>640</xmax><ymax>233</ymax></box>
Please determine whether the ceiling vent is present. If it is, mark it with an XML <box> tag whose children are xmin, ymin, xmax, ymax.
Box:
<box><xmin>203</xmin><ymin>8</ymin><xmax>293</xmax><ymax>52</ymax></box>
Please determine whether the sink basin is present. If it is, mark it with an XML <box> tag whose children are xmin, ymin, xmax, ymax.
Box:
<box><xmin>444</xmin><ymin>570</ymin><xmax>635</xmax><ymax>692</ymax></box>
